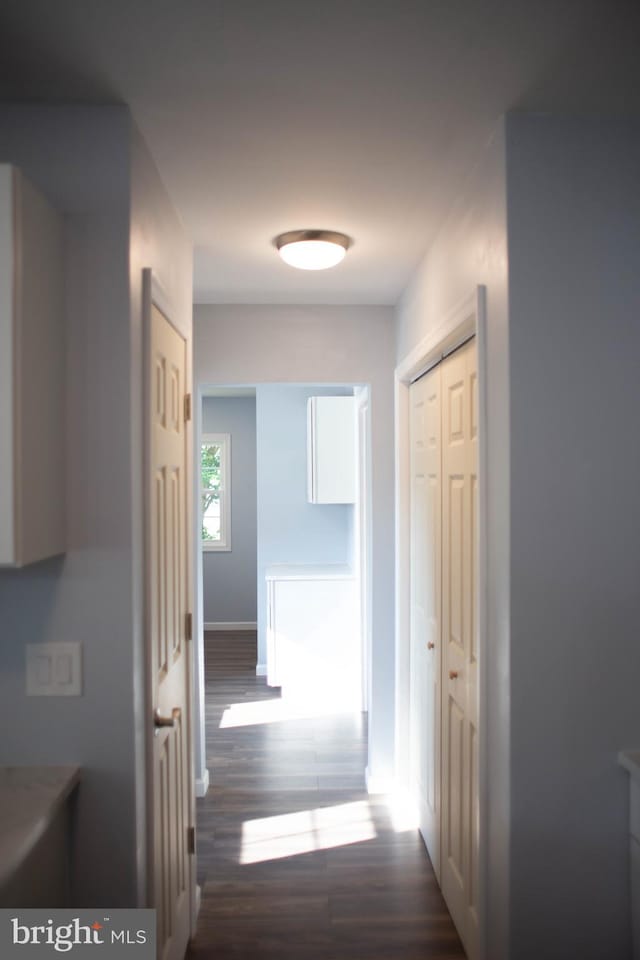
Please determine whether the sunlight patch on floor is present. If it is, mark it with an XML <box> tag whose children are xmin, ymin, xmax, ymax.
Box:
<box><xmin>219</xmin><ymin>697</ymin><xmax>360</xmax><ymax>728</ymax></box>
<box><xmin>384</xmin><ymin>792</ymin><xmax>420</xmax><ymax>832</ymax></box>
<box><xmin>240</xmin><ymin>801</ymin><xmax>377</xmax><ymax>864</ymax></box>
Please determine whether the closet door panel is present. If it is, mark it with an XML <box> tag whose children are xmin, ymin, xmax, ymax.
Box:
<box><xmin>441</xmin><ymin>339</ymin><xmax>479</xmax><ymax>959</ymax></box>
<box><xmin>408</xmin><ymin>365</ymin><xmax>441</xmax><ymax>875</ymax></box>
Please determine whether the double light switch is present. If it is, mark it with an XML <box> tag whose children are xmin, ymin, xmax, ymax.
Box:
<box><xmin>26</xmin><ymin>642</ymin><xmax>82</xmax><ymax>696</ymax></box>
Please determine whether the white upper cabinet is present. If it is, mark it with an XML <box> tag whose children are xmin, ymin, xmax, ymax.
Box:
<box><xmin>0</xmin><ymin>165</ymin><xmax>66</xmax><ymax>567</ymax></box>
<box><xmin>307</xmin><ymin>396</ymin><xmax>356</xmax><ymax>504</ymax></box>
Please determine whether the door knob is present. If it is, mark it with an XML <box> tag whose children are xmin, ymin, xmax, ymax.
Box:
<box><xmin>154</xmin><ymin>707</ymin><xmax>181</xmax><ymax>728</ymax></box>
<box><xmin>427</xmin><ymin>642</ymin><xmax>435</xmax><ymax>650</ymax></box>
<box><xmin>449</xmin><ymin>670</ymin><xmax>459</xmax><ymax>680</ymax></box>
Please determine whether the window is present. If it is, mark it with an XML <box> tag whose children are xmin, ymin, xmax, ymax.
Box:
<box><xmin>201</xmin><ymin>433</ymin><xmax>231</xmax><ymax>551</ymax></box>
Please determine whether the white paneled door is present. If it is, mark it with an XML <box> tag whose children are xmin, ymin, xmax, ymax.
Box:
<box><xmin>440</xmin><ymin>338</ymin><xmax>479</xmax><ymax>958</ymax></box>
<box><xmin>147</xmin><ymin>302</ymin><xmax>194</xmax><ymax>960</ymax></box>
<box><xmin>409</xmin><ymin>365</ymin><xmax>441</xmax><ymax>874</ymax></box>
<box><xmin>409</xmin><ymin>337</ymin><xmax>479</xmax><ymax>959</ymax></box>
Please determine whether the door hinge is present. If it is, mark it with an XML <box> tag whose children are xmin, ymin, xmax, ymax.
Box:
<box><xmin>184</xmin><ymin>393</ymin><xmax>192</xmax><ymax>422</ymax></box>
<box><xmin>188</xmin><ymin>826</ymin><xmax>196</xmax><ymax>855</ymax></box>
<box><xmin>185</xmin><ymin>612</ymin><xmax>193</xmax><ymax>642</ymax></box>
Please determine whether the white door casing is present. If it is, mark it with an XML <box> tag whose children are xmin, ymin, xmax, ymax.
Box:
<box><xmin>440</xmin><ymin>338</ymin><xmax>479</xmax><ymax>958</ymax></box>
<box><xmin>355</xmin><ymin>386</ymin><xmax>371</xmax><ymax>714</ymax></box>
<box><xmin>409</xmin><ymin>365</ymin><xmax>442</xmax><ymax>875</ymax></box>
<box><xmin>147</xmin><ymin>298</ymin><xmax>194</xmax><ymax>960</ymax></box>
<box><xmin>395</xmin><ymin>288</ymin><xmax>487</xmax><ymax>959</ymax></box>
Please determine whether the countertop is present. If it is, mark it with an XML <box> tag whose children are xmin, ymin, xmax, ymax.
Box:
<box><xmin>0</xmin><ymin>766</ymin><xmax>80</xmax><ymax>888</ymax></box>
<box><xmin>265</xmin><ymin>563</ymin><xmax>355</xmax><ymax>581</ymax></box>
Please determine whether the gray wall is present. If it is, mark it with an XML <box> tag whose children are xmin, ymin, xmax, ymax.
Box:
<box><xmin>0</xmin><ymin>106</ymin><xmax>192</xmax><ymax>906</ymax></box>
<box><xmin>255</xmin><ymin>384</ymin><xmax>353</xmax><ymax>669</ymax></box>
<box><xmin>193</xmin><ymin>305</ymin><xmax>396</xmax><ymax>787</ymax></box>
<box><xmin>506</xmin><ymin>113</ymin><xmax>640</xmax><ymax>960</ymax></box>
<box><xmin>202</xmin><ymin>396</ymin><xmax>257</xmax><ymax>625</ymax></box>
<box><xmin>0</xmin><ymin>105</ymin><xmax>133</xmax><ymax>905</ymax></box>
<box><xmin>395</xmin><ymin>121</ymin><xmax>510</xmax><ymax>960</ymax></box>
<box><xmin>396</xmin><ymin>112</ymin><xmax>640</xmax><ymax>959</ymax></box>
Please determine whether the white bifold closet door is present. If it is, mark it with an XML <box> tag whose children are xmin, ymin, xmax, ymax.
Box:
<box><xmin>409</xmin><ymin>337</ymin><xmax>479</xmax><ymax>960</ymax></box>
<box><xmin>409</xmin><ymin>363</ymin><xmax>442</xmax><ymax>874</ymax></box>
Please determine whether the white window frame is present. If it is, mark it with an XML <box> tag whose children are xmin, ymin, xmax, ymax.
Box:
<box><xmin>201</xmin><ymin>432</ymin><xmax>231</xmax><ymax>552</ymax></box>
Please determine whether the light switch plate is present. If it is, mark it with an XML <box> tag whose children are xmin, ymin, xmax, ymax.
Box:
<box><xmin>26</xmin><ymin>642</ymin><xmax>82</xmax><ymax>696</ymax></box>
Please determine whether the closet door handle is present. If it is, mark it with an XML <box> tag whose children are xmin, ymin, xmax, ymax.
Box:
<box><xmin>448</xmin><ymin>670</ymin><xmax>459</xmax><ymax>680</ymax></box>
<box><xmin>427</xmin><ymin>642</ymin><xmax>435</xmax><ymax>650</ymax></box>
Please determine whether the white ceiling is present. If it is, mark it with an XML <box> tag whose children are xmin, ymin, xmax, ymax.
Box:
<box><xmin>1</xmin><ymin>0</ymin><xmax>638</xmax><ymax>304</ymax></box>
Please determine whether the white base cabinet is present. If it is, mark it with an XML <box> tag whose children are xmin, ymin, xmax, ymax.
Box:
<box><xmin>0</xmin><ymin>165</ymin><xmax>65</xmax><ymax>567</ymax></box>
<box><xmin>266</xmin><ymin>565</ymin><xmax>361</xmax><ymax>712</ymax></box>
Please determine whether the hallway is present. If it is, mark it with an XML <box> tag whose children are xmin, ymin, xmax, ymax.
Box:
<box><xmin>189</xmin><ymin>631</ymin><xmax>465</xmax><ymax>960</ymax></box>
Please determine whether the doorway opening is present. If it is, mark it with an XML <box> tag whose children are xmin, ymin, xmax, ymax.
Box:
<box><xmin>192</xmin><ymin>381</ymin><xmax>373</xmax><ymax>799</ymax></box>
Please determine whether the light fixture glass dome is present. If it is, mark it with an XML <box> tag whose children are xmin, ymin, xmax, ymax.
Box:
<box><xmin>274</xmin><ymin>230</ymin><xmax>352</xmax><ymax>271</ymax></box>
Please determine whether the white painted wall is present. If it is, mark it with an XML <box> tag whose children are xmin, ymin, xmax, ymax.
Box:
<box><xmin>0</xmin><ymin>106</ymin><xmax>191</xmax><ymax>906</ymax></box>
<box><xmin>395</xmin><ymin>122</ymin><xmax>510</xmax><ymax>960</ymax></box>
<box><xmin>194</xmin><ymin>304</ymin><xmax>395</xmax><ymax>785</ymax></box>
<box><xmin>505</xmin><ymin>113</ymin><xmax>640</xmax><ymax>960</ymax></box>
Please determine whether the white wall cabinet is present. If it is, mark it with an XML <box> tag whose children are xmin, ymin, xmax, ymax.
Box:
<box><xmin>0</xmin><ymin>165</ymin><xmax>65</xmax><ymax>567</ymax></box>
<box><xmin>307</xmin><ymin>396</ymin><xmax>356</xmax><ymax>503</ymax></box>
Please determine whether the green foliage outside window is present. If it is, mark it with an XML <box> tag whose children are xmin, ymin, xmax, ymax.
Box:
<box><xmin>201</xmin><ymin>443</ymin><xmax>221</xmax><ymax>541</ymax></box>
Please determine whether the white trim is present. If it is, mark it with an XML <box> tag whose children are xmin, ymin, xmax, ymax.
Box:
<box><xmin>204</xmin><ymin>621</ymin><xmax>257</xmax><ymax>632</ymax></box>
<box><xmin>396</xmin><ymin>290</ymin><xmax>477</xmax><ymax>384</ymax></box>
<box><xmin>354</xmin><ymin>386</ymin><xmax>372</xmax><ymax>714</ymax></box>
<box><xmin>475</xmin><ymin>287</ymin><xmax>490</xmax><ymax>959</ymax></box>
<box><xmin>394</xmin><ymin>286</ymin><xmax>488</xmax><ymax>960</ymax></box>
<box><xmin>255</xmin><ymin>663</ymin><xmax>267</xmax><ymax>677</ymax></box>
<box><xmin>393</xmin><ymin>370</ymin><xmax>411</xmax><ymax>789</ymax></box>
<box><xmin>192</xmin><ymin>384</ymin><xmax>207</xmax><ymax>844</ymax></box>
<box><xmin>195</xmin><ymin>768</ymin><xmax>210</xmax><ymax>799</ymax></box>
<box><xmin>0</xmin><ymin>166</ymin><xmax>15</xmax><ymax>566</ymax></box>
<box><xmin>149</xmin><ymin>271</ymin><xmax>173</xmax><ymax>322</ymax></box>
<box><xmin>365</xmin><ymin>765</ymin><xmax>394</xmax><ymax>796</ymax></box>
<box><xmin>201</xmin><ymin>432</ymin><xmax>231</xmax><ymax>551</ymax></box>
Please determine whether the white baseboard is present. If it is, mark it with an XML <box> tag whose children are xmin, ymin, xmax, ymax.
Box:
<box><xmin>195</xmin><ymin>768</ymin><xmax>210</xmax><ymax>798</ymax></box>
<box><xmin>204</xmin><ymin>621</ymin><xmax>257</xmax><ymax>632</ymax></box>
<box><xmin>255</xmin><ymin>663</ymin><xmax>267</xmax><ymax>677</ymax></box>
<box><xmin>365</xmin><ymin>766</ymin><xmax>394</xmax><ymax>795</ymax></box>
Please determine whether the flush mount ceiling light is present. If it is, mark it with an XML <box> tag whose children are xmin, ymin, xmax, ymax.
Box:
<box><xmin>274</xmin><ymin>229</ymin><xmax>352</xmax><ymax>271</ymax></box>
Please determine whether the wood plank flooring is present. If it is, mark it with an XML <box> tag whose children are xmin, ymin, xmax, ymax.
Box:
<box><xmin>189</xmin><ymin>631</ymin><xmax>466</xmax><ymax>960</ymax></box>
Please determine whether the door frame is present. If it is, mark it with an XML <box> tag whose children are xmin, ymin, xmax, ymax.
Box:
<box><xmin>354</xmin><ymin>386</ymin><xmax>372</xmax><ymax>713</ymax></box>
<box><xmin>142</xmin><ymin>268</ymin><xmax>198</xmax><ymax>934</ymax></box>
<box><xmin>394</xmin><ymin>286</ymin><xmax>489</xmax><ymax>958</ymax></box>
<box><xmin>192</xmin><ymin>380</ymin><xmax>373</xmax><ymax>790</ymax></box>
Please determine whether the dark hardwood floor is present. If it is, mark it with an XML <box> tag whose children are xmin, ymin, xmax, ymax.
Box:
<box><xmin>189</xmin><ymin>630</ymin><xmax>466</xmax><ymax>960</ymax></box>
